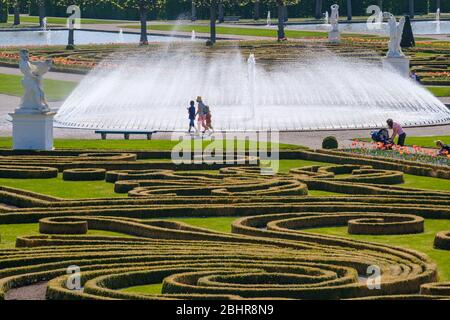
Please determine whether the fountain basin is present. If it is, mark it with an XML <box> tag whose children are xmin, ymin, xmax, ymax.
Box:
<box><xmin>282</xmin><ymin>20</ymin><xmax>450</xmax><ymax>35</ymax></box>
<box><xmin>55</xmin><ymin>104</ymin><xmax>450</xmax><ymax>132</ymax></box>
<box><xmin>54</xmin><ymin>49</ymin><xmax>450</xmax><ymax>133</ymax></box>
<box><xmin>0</xmin><ymin>29</ymin><xmax>194</xmax><ymax>47</ymax></box>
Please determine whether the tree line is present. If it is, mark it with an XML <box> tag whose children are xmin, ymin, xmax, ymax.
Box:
<box><xmin>0</xmin><ymin>0</ymin><xmax>446</xmax><ymax>45</ymax></box>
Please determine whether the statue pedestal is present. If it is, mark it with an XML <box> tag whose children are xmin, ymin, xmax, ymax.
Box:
<box><xmin>382</xmin><ymin>56</ymin><xmax>411</xmax><ymax>78</ymax></box>
<box><xmin>10</xmin><ymin>111</ymin><xmax>55</xmax><ymax>150</ymax></box>
<box><xmin>328</xmin><ymin>30</ymin><xmax>340</xmax><ymax>44</ymax></box>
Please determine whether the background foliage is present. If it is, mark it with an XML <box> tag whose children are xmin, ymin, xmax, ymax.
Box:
<box><xmin>14</xmin><ymin>0</ymin><xmax>449</xmax><ymax>21</ymax></box>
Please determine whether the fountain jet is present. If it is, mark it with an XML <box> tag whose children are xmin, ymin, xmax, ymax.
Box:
<box><xmin>55</xmin><ymin>49</ymin><xmax>450</xmax><ymax>132</ymax></box>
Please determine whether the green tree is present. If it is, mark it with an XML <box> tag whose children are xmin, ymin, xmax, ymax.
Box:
<box><xmin>0</xmin><ymin>0</ymin><xmax>7</xmax><ymax>23</ymax></box>
<box><xmin>401</xmin><ymin>15</ymin><xmax>415</xmax><ymax>48</ymax></box>
<box><xmin>253</xmin><ymin>0</ymin><xmax>259</xmax><ymax>20</ymax></box>
<box><xmin>409</xmin><ymin>0</ymin><xmax>414</xmax><ymax>18</ymax></box>
<box><xmin>260</xmin><ymin>0</ymin><xmax>300</xmax><ymax>41</ymax></box>
<box><xmin>110</xmin><ymin>0</ymin><xmax>166</xmax><ymax>44</ymax></box>
<box><xmin>346</xmin><ymin>0</ymin><xmax>351</xmax><ymax>21</ymax></box>
<box><xmin>55</xmin><ymin>0</ymin><xmax>98</xmax><ymax>48</ymax></box>
<box><xmin>36</xmin><ymin>0</ymin><xmax>45</xmax><ymax>27</ymax></box>
<box><xmin>314</xmin><ymin>0</ymin><xmax>322</xmax><ymax>19</ymax></box>
<box><xmin>193</xmin><ymin>0</ymin><xmax>238</xmax><ymax>44</ymax></box>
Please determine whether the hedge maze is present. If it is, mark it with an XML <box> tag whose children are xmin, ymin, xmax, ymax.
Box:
<box><xmin>0</xmin><ymin>149</ymin><xmax>449</xmax><ymax>300</ymax></box>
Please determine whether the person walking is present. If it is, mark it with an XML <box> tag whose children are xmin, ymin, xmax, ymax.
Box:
<box><xmin>196</xmin><ymin>96</ymin><xmax>207</xmax><ymax>133</ymax></box>
<box><xmin>187</xmin><ymin>100</ymin><xmax>196</xmax><ymax>133</ymax></box>
<box><xmin>387</xmin><ymin>119</ymin><xmax>407</xmax><ymax>146</ymax></box>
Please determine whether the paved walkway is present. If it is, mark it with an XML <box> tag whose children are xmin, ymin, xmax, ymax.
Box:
<box><xmin>0</xmin><ymin>66</ymin><xmax>83</xmax><ymax>82</ymax></box>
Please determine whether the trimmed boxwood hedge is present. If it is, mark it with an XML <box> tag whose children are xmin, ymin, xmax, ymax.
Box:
<box><xmin>0</xmin><ymin>166</ymin><xmax>58</xmax><ymax>179</ymax></box>
<box><xmin>347</xmin><ymin>215</ymin><xmax>424</xmax><ymax>235</ymax></box>
<box><xmin>0</xmin><ymin>150</ymin><xmax>449</xmax><ymax>300</ymax></box>
<box><xmin>39</xmin><ymin>217</ymin><xmax>88</xmax><ymax>235</ymax></box>
<box><xmin>434</xmin><ymin>231</ymin><xmax>450</xmax><ymax>250</ymax></box>
<box><xmin>63</xmin><ymin>168</ymin><xmax>106</xmax><ymax>181</ymax></box>
<box><xmin>420</xmin><ymin>282</ymin><xmax>450</xmax><ymax>296</ymax></box>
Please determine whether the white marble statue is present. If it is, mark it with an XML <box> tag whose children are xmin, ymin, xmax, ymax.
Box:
<box><xmin>385</xmin><ymin>13</ymin><xmax>406</xmax><ymax>58</ymax></box>
<box><xmin>330</xmin><ymin>4</ymin><xmax>339</xmax><ymax>32</ymax></box>
<box><xmin>18</xmin><ymin>49</ymin><xmax>53</xmax><ymax>113</ymax></box>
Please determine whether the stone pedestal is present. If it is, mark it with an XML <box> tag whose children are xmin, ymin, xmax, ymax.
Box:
<box><xmin>10</xmin><ymin>111</ymin><xmax>55</xmax><ymax>150</ymax></box>
<box><xmin>328</xmin><ymin>30</ymin><xmax>340</xmax><ymax>44</ymax></box>
<box><xmin>382</xmin><ymin>56</ymin><xmax>411</xmax><ymax>78</ymax></box>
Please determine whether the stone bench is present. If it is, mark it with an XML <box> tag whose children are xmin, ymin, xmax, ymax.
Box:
<box><xmin>95</xmin><ymin>130</ymin><xmax>157</xmax><ymax>140</ymax></box>
<box><xmin>223</xmin><ymin>16</ymin><xmax>240</xmax><ymax>22</ymax></box>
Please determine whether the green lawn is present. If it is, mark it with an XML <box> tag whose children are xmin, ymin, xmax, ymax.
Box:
<box><xmin>121</xmin><ymin>283</ymin><xmax>163</xmax><ymax>295</ymax></box>
<box><xmin>426</xmin><ymin>86</ymin><xmax>450</xmax><ymax>97</ymax></box>
<box><xmin>403</xmin><ymin>174</ymin><xmax>450</xmax><ymax>191</ymax></box>
<box><xmin>0</xmin><ymin>223</ymin><xmax>129</xmax><ymax>249</ymax></box>
<box><xmin>0</xmin><ymin>174</ymin><xmax>122</xmax><ymax>199</ymax></box>
<box><xmin>0</xmin><ymin>137</ymin><xmax>304</xmax><ymax>151</ymax></box>
<box><xmin>0</xmin><ymin>74</ymin><xmax>77</xmax><ymax>101</ymax></box>
<box><xmin>122</xmin><ymin>24</ymin><xmax>376</xmax><ymax>39</ymax></box>
<box><xmin>170</xmin><ymin>217</ymin><xmax>237</xmax><ymax>233</ymax></box>
<box><xmin>356</xmin><ymin>136</ymin><xmax>450</xmax><ymax>149</ymax></box>
<box><xmin>403</xmin><ymin>136</ymin><xmax>450</xmax><ymax>149</ymax></box>
<box><xmin>277</xmin><ymin>159</ymin><xmax>333</xmax><ymax>173</ymax></box>
<box><xmin>123</xmin><ymin>24</ymin><xmax>327</xmax><ymax>38</ymax></box>
<box><xmin>303</xmin><ymin>219</ymin><xmax>450</xmax><ymax>281</ymax></box>
<box><xmin>0</xmin><ymin>22</ymin><xmax>37</xmax><ymax>29</ymax></box>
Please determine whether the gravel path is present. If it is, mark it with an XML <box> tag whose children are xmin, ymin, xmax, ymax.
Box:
<box><xmin>5</xmin><ymin>282</ymin><xmax>47</xmax><ymax>300</ymax></box>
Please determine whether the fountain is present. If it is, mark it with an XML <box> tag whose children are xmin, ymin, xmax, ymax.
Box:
<box><xmin>436</xmin><ymin>8</ymin><xmax>441</xmax><ymax>33</ymax></box>
<box><xmin>247</xmin><ymin>54</ymin><xmax>256</xmax><ymax>121</ymax></box>
<box><xmin>45</xmin><ymin>29</ymin><xmax>52</xmax><ymax>46</ymax></box>
<box><xmin>117</xmin><ymin>29</ymin><xmax>124</xmax><ymax>43</ymax></box>
<box><xmin>42</xmin><ymin>17</ymin><xmax>47</xmax><ymax>31</ymax></box>
<box><xmin>191</xmin><ymin>30</ymin><xmax>196</xmax><ymax>41</ymax></box>
<box><xmin>55</xmin><ymin>47</ymin><xmax>450</xmax><ymax>132</ymax></box>
<box><xmin>324</xmin><ymin>11</ymin><xmax>329</xmax><ymax>25</ymax></box>
<box><xmin>328</xmin><ymin>4</ymin><xmax>340</xmax><ymax>44</ymax></box>
<box><xmin>266</xmin><ymin>11</ymin><xmax>271</xmax><ymax>27</ymax></box>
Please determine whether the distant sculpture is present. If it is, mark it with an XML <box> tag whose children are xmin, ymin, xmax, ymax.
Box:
<box><xmin>330</xmin><ymin>4</ymin><xmax>339</xmax><ymax>32</ymax></box>
<box><xmin>328</xmin><ymin>4</ymin><xmax>340</xmax><ymax>43</ymax></box>
<box><xmin>385</xmin><ymin>13</ymin><xmax>406</xmax><ymax>58</ymax></box>
<box><xmin>18</xmin><ymin>49</ymin><xmax>53</xmax><ymax>113</ymax></box>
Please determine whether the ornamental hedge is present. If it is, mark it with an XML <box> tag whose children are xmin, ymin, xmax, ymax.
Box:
<box><xmin>0</xmin><ymin>150</ymin><xmax>448</xmax><ymax>300</ymax></box>
<box><xmin>0</xmin><ymin>166</ymin><xmax>58</xmax><ymax>179</ymax></box>
<box><xmin>434</xmin><ymin>231</ymin><xmax>450</xmax><ymax>250</ymax></box>
<box><xmin>63</xmin><ymin>168</ymin><xmax>106</xmax><ymax>181</ymax></box>
<box><xmin>39</xmin><ymin>217</ymin><xmax>88</xmax><ymax>235</ymax></box>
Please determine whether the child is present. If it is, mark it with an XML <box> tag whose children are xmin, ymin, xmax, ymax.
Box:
<box><xmin>187</xmin><ymin>101</ymin><xmax>196</xmax><ymax>133</ymax></box>
<box><xmin>436</xmin><ymin>140</ymin><xmax>450</xmax><ymax>157</ymax></box>
<box><xmin>205</xmin><ymin>105</ymin><xmax>214</xmax><ymax>133</ymax></box>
